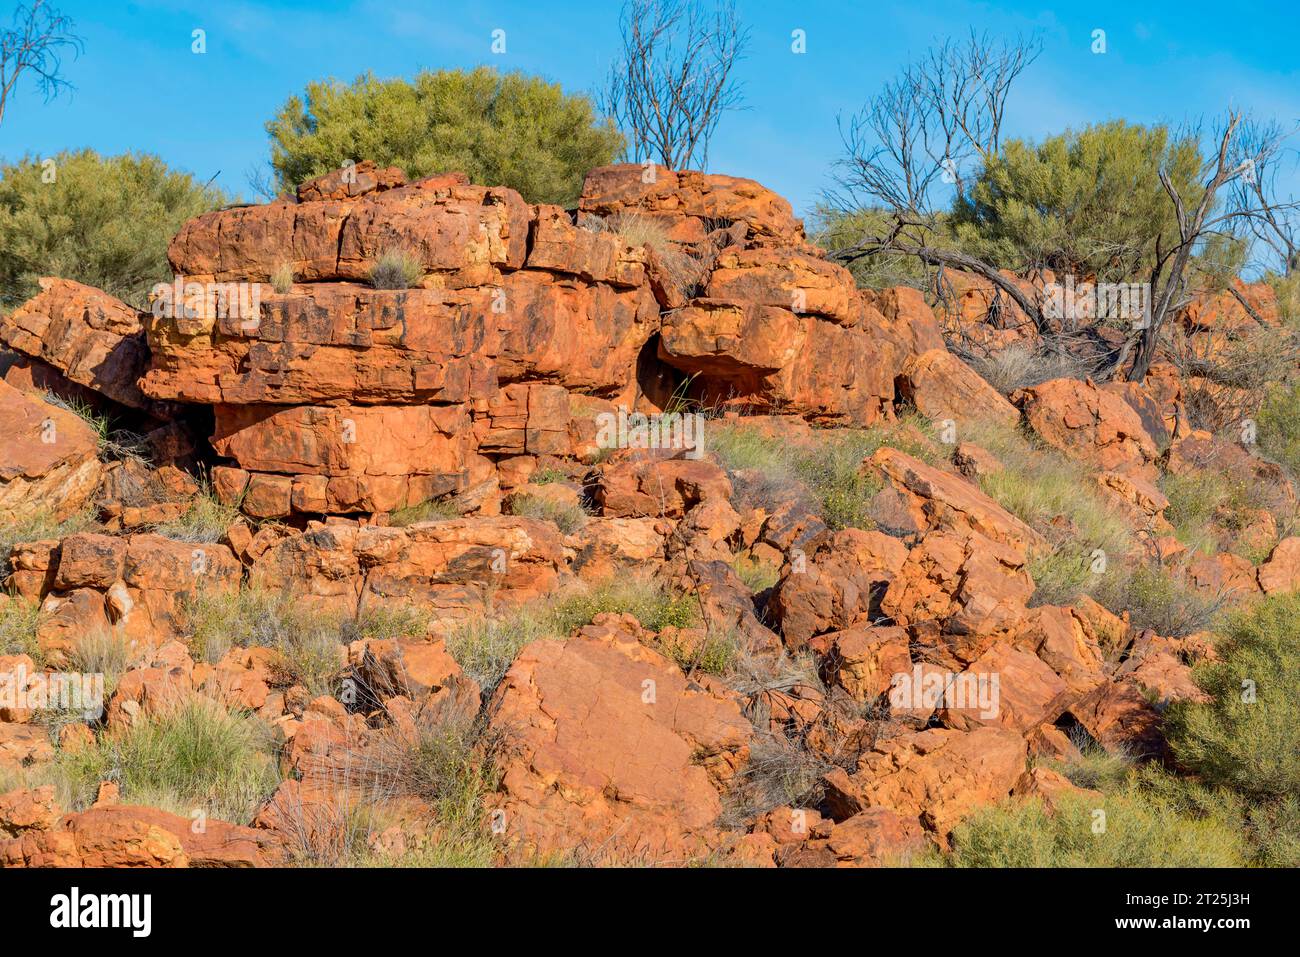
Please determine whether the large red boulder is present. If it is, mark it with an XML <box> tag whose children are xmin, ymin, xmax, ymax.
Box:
<box><xmin>0</xmin><ymin>380</ymin><xmax>103</xmax><ymax>523</ymax></box>
<box><xmin>1</xmin><ymin>277</ymin><xmax>154</xmax><ymax>410</ymax></box>
<box><xmin>486</xmin><ymin>614</ymin><xmax>752</xmax><ymax>862</ymax></box>
<box><xmin>1012</xmin><ymin>378</ymin><xmax>1160</xmax><ymax>478</ymax></box>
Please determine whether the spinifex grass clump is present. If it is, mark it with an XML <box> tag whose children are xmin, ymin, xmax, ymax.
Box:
<box><xmin>369</xmin><ymin>248</ymin><xmax>423</xmax><ymax>289</ymax></box>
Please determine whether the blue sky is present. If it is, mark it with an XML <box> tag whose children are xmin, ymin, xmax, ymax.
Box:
<box><xmin>2</xmin><ymin>0</ymin><xmax>1298</xmax><ymax>217</ymax></box>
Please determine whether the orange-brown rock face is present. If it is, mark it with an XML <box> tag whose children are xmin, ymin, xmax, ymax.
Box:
<box><xmin>246</xmin><ymin>517</ymin><xmax>570</xmax><ymax>623</ymax></box>
<box><xmin>895</xmin><ymin>348</ymin><xmax>1020</xmax><ymax>430</ymax></box>
<box><xmin>8</xmin><ymin>532</ymin><xmax>241</xmax><ymax>655</ymax></box>
<box><xmin>0</xmin><ymin>803</ymin><xmax>283</xmax><ymax>867</ymax></box>
<box><xmin>124</xmin><ymin>159</ymin><xmax>976</xmax><ymax>520</ymax></box>
<box><xmin>5</xmin><ymin>154</ymin><xmax>1258</xmax><ymax>871</ymax></box>
<box><xmin>768</xmin><ymin>528</ymin><xmax>909</xmax><ymax>649</ymax></box>
<box><xmin>168</xmin><ymin>173</ymin><xmax>531</xmax><ymax>284</ymax></box>
<box><xmin>1013</xmin><ymin>377</ymin><xmax>1160</xmax><ymax>479</ymax></box>
<box><xmin>658</xmin><ymin>299</ymin><xmax>900</xmax><ymax>424</ymax></box>
<box><xmin>142</xmin><ymin>274</ymin><xmax>658</xmax><ymax>407</ymax></box>
<box><xmin>880</xmin><ymin>530</ymin><xmax>1035</xmax><ymax>668</ymax></box>
<box><xmin>0</xmin><ymin>278</ymin><xmax>154</xmax><ymax>410</ymax></box>
<box><xmin>578</xmin><ymin>164</ymin><xmax>808</xmax><ymax>247</ymax></box>
<box><xmin>822</xmin><ymin>726</ymin><xmax>1028</xmax><ymax>840</ymax></box>
<box><xmin>486</xmin><ymin>615</ymin><xmax>751</xmax><ymax>862</ymax></box>
<box><xmin>868</xmin><ymin>447</ymin><xmax>1042</xmax><ymax>552</ymax></box>
<box><xmin>1182</xmin><ymin>278</ymin><xmax>1280</xmax><ymax>333</ymax></box>
<box><xmin>0</xmin><ymin>380</ymin><xmax>104</xmax><ymax>523</ymax></box>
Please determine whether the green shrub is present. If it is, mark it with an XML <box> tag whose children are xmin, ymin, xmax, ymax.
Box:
<box><xmin>1165</xmin><ymin>593</ymin><xmax>1300</xmax><ymax>801</ymax></box>
<box><xmin>1258</xmin><ymin>381</ymin><xmax>1300</xmax><ymax>478</ymax></box>
<box><xmin>732</xmin><ymin>552</ymin><xmax>781</xmax><ymax>593</ymax></box>
<box><xmin>0</xmin><ymin>150</ymin><xmax>227</xmax><ymax>309</ymax></box>
<box><xmin>530</xmin><ymin>467</ymin><xmax>569</xmax><ymax>485</ymax></box>
<box><xmin>1093</xmin><ymin>561</ymin><xmax>1224</xmax><ymax>638</ymax></box>
<box><xmin>1269</xmin><ymin>270</ymin><xmax>1300</xmax><ymax>327</ymax></box>
<box><xmin>266</xmin><ymin>67</ymin><xmax>623</xmax><ymax>206</ymax></box>
<box><xmin>1027</xmin><ymin>545</ymin><xmax>1099</xmax><ymax>608</ymax></box>
<box><xmin>1137</xmin><ymin>764</ymin><xmax>1299</xmax><ymax>868</ymax></box>
<box><xmin>654</xmin><ymin>626</ymin><xmax>740</xmax><ymax>676</ymax></box>
<box><xmin>1158</xmin><ymin>468</ymin><xmax>1277</xmax><ymax>561</ymax></box>
<box><xmin>951</xmin><ymin>121</ymin><xmax>1204</xmax><ymax>284</ymax></box>
<box><xmin>809</xmin><ymin>205</ymin><xmax>953</xmax><ymax>290</ymax></box>
<box><xmin>944</xmin><ymin>790</ymin><xmax>1243</xmax><ymax>867</ymax></box>
<box><xmin>369</xmin><ymin>248</ymin><xmax>422</xmax><ymax>289</ymax></box>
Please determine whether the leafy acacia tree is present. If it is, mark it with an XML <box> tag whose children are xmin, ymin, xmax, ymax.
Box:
<box><xmin>951</xmin><ymin>121</ymin><xmax>1205</xmax><ymax>284</ymax></box>
<box><xmin>265</xmin><ymin>67</ymin><xmax>624</xmax><ymax>206</ymax></box>
<box><xmin>0</xmin><ymin>150</ymin><xmax>227</xmax><ymax>309</ymax></box>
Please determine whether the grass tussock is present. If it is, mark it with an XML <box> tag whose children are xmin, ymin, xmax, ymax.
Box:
<box><xmin>731</xmin><ymin>552</ymin><xmax>781</xmax><ymax>594</ymax></box>
<box><xmin>708</xmin><ymin>412</ymin><xmax>945</xmax><ymax>532</ymax></box>
<box><xmin>1</xmin><ymin>508</ymin><xmax>100</xmax><ymax>579</ymax></box>
<box><xmin>1091</xmin><ymin>561</ymin><xmax>1225</xmax><ymax>638</ymax></box>
<box><xmin>446</xmin><ymin>576</ymin><xmax>695</xmax><ymax>693</ymax></box>
<box><xmin>149</xmin><ymin>485</ymin><xmax>241</xmax><ymax>544</ymax></box>
<box><xmin>179</xmin><ymin>588</ymin><xmax>427</xmax><ymax>695</ymax></box>
<box><xmin>48</xmin><ymin>699</ymin><xmax>280</xmax><ymax>823</ymax></box>
<box><xmin>721</xmin><ymin>732</ymin><xmax>832</xmax><ymax>827</ymax></box>
<box><xmin>1051</xmin><ymin>728</ymin><xmax>1136</xmax><ymax>792</ymax></box>
<box><xmin>506</xmin><ymin>492</ymin><xmax>588</xmax><ymax>534</ymax></box>
<box><xmin>1159</xmin><ymin>469</ymin><xmax>1279</xmax><ymax>563</ymax></box>
<box><xmin>962</xmin><ymin>419</ymin><xmax>1132</xmax><ymax>556</ymax></box>
<box><xmin>943</xmin><ymin>418</ymin><xmax>1134</xmax><ymax>608</ymax></box>
<box><xmin>369</xmin><ymin>248</ymin><xmax>423</xmax><ymax>290</ymax></box>
<box><xmin>270</xmin><ymin>262</ymin><xmax>295</xmax><ymax>294</ymax></box>
<box><xmin>653</xmin><ymin>625</ymin><xmax>741</xmax><ymax>676</ymax></box>
<box><xmin>65</xmin><ymin>629</ymin><xmax>143</xmax><ymax>699</ymax></box>
<box><xmin>282</xmin><ymin>711</ymin><xmax>506</xmax><ymax>868</ymax></box>
<box><xmin>0</xmin><ymin>595</ymin><xmax>41</xmax><ymax>661</ymax></box>
<box><xmin>41</xmin><ymin>392</ymin><xmax>146</xmax><ymax>461</ymax></box>
<box><xmin>389</xmin><ymin>497</ymin><xmax>460</xmax><ymax>527</ymax></box>
<box><xmin>590</xmin><ymin>211</ymin><xmax>700</xmax><ymax>296</ymax></box>
<box><xmin>962</xmin><ymin>338</ymin><xmax>1102</xmax><ymax>394</ymax></box>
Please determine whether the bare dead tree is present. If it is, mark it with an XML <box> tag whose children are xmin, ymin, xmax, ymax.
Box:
<box><xmin>0</xmin><ymin>0</ymin><xmax>82</xmax><ymax>127</ymax></box>
<box><xmin>827</xmin><ymin>31</ymin><xmax>1047</xmax><ymax>329</ymax></box>
<box><xmin>1228</xmin><ymin>116</ymin><xmax>1300</xmax><ymax>277</ymax></box>
<box><xmin>1126</xmin><ymin>113</ymin><xmax>1300</xmax><ymax>382</ymax></box>
<box><xmin>602</xmin><ymin>0</ymin><xmax>749</xmax><ymax>171</ymax></box>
